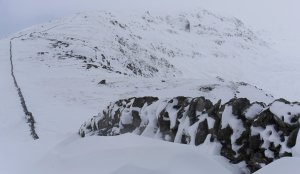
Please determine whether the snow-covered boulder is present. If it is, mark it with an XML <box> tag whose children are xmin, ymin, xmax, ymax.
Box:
<box><xmin>79</xmin><ymin>97</ymin><xmax>300</xmax><ymax>173</ymax></box>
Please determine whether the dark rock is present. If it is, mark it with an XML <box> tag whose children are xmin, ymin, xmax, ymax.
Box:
<box><xmin>249</xmin><ymin>134</ymin><xmax>262</xmax><ymax>150</ymax></box>
<box><xmin>199</xmin><ymin>84</ymin><xmax>217</xmax><ymax>92</ymax></box>
<box><xmin>195</xmin><ymin>119</ymin><xmax>209</xmax><ymax>145</ymax></box>
<box><xmin>252</xmin><ymin>109</ymin><xmax>276</xmax><ymax>128</ymax></box>
<box><xmin>158</xmin><ymin>111</ymin><xmax>171</xmax><ymax>133</ymax></box>
<box><xmin>132</xmin><ymin>96</ymin><xmax>158</xmax><ymax>108</ymax></box>
<box><xmin>291</xmin><ymin>114</ymin><xmax>300</xmax><ymax>123</ymax></box>
<box><xmin>275</xmin><ymin>98</ymin><xmax>291</xmax><ymax>105</ymax></box>
<box><xmin>132</xmin><ymin>110</ymin><xmax>142</xmax><ymax>128</ymax></box>
<box><xmin>86</xmin><ymin>64</ymin><xmax>99</xmax><ymax>69</ymax></box>
<box><xmin>98</xmin><ymin>79</ymin><xmax>106</xmax><ymax>85</ymax></box>
<box><xmin>220</xmin><ymin>146</ymin><xmax>236</xmax><ymax>162</ymax></box>
<box><xmin>181</xmin><ymin>134</ymin><xmax>189</xmax><ymax>144</ymax></box>
<box><xmin>231</xmin><ymin>98</ymin><xmax>250</xmax><ymax>117</ymax></box>
<box><xmin>120</xmin><ymin>123</ymin><xmax>136</xmax><ymax>134</ymax></box>
<box><xmin>207</xmin><ymin>99</ymin><xmax>221</xmax><ymax>118</ymax></box>
<box><xmin>287</xmin><ymin>127</ymin><xmax>299</xmax><ymax>148</ymax></box>
<box><xmin>187</xmin><ymin>98</ymin><xmax>198</xmax><ymax>123</ymax></box>
<box><xmin>218</xmin><ymin>125</ymin><xmax>233</xmax><ymax>145</ymax></box>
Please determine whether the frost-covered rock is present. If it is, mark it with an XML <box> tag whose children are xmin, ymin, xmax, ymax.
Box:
<box><xmin>79</xmin><ymin>97</ymin><xmax>300</xmax><ymax>173</ymax></box>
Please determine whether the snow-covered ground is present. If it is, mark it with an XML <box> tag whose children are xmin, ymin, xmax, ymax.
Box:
<box><xmin>254</xmin><ymin>157</ymin><xmax>300</xmax><ymax>174</ymax></box>
<box><xmin>1</xmin><ymin>9</ymin><xmax>278</xmax><ymax>140</ymax></box>
<box><xmin>0</xmin><ymin>39</ymin><xmax>31</xmax><ymax>141</ymax></box>
<box><xmin>0</xmin><ymin>133</ymin><xmax>243</xmax><ymax>174</ymax></box>
<box><xmin>1</xmin><ymin>3</ymin><xmax>300</xmax><ymax>174</ymax></box>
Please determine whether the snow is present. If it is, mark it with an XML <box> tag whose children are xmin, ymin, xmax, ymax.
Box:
<box><xmin>0</xmin><ymin>9</ymin><xmax>276</xmax><ymax>140</ymax></box>
<box><xmin>269</xmin><ymin>101</ymin><xmax>300</xmax><ymax>124</ymax></box>
<box><xmin>1</xmin><ymin>2</ymin><xmax>300</xmax><ymax>174</ymax></box>
<box><xmin>292</xmin><ymin>130</ymin><xmax>300</xmax><ymax>157</ymax></box>
<box><xmin>221</xmin><ymin>105</ymin><xmax>245</xmax><ymax>153</ymax></box>
<box><xmin>0</xmin><ymin>134</ymin><xmax>237</xmax><ymax>174</ymax></box>
<box><xmin>254</xmin><ymin>157</ymin><xmax>300</xmax><ymax>174</ymax></box>
<box><xmin>0</xmin><ymin>39</ymin><xmax>30</xmax><ymax>141</ymax></box>
<box><xmin>244</xmin><ymin>103</ymin><xmax>264</xmax><ymax>120</ymax></box>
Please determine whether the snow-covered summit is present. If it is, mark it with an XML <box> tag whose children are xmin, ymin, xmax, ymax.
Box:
<box><xmin>13</xmin><ymin>9</ymin><xmax>269</xmax><ymax>79</ymax></box>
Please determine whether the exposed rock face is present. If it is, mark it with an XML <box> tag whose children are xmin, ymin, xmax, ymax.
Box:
<box><xmin>79</xmin><ymin>97</ymin><xmax>300</xmax><ymax>173</ymax></box>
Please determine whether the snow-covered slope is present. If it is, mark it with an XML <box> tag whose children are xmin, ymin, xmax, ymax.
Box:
<box><xmin>0</xmin><ymin>9</ymin><xmax>278</xmax><ymax>140</ymax></box>
<box><xmin>9</xmin><ymin>9</ymin><xmax>300</xmax><ymax>101</ymax></box>
<box><xmin>14</xmin><ymin>9</ymin><xmax>268</xmax><ymax>78</ymax></box>
<box><xmin>0</xmin><ymin>39</ymin><xmax>31</xmax><ymax>141</ymax></box>
<box><xmin>1</xmin><ymin>7</ymin><xmax>300</xmax><ymax>174</ymax></box>
<box><xmin>0</xmin><ymin>134</ymin><xmax>241</xmax><ymax>174</ymax></box>
<box><xmin>254</xmin><ymin>157</ymin><xmax>300</xmax><ymax>174</ymax></box>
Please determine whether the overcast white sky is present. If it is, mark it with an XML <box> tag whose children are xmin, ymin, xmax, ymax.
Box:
<box><xmin>1</xmin><ymin>0</ymin><xmax>300</xmax><ymax>54</ymax></box>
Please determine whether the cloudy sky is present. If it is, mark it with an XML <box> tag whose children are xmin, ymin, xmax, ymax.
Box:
<box><xmin>1</xmin><ymin>0</ymin><xmax>300</xmax><ymax>54</ymax></box>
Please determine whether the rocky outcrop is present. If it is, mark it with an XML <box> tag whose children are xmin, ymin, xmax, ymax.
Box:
<box><xmin>79</xmin><ymin>97</ymin><xmax>300</xmax><ymax>173</ymax></box>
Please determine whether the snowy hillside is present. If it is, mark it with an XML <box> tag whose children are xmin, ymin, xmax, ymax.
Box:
<box><xmin>1</xmin><ymin>7</ymin><xmax>300</xmax><ymax>174</ymax></box>
<box><xmin>1</xmin><ymin>8</ymin><xmax>278</xmax><ymax>139</ymax></box>
<box><xmin>14</xmin><ymin>9</ymin><xmax>268</xmax><ymax>78</ymax></box>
